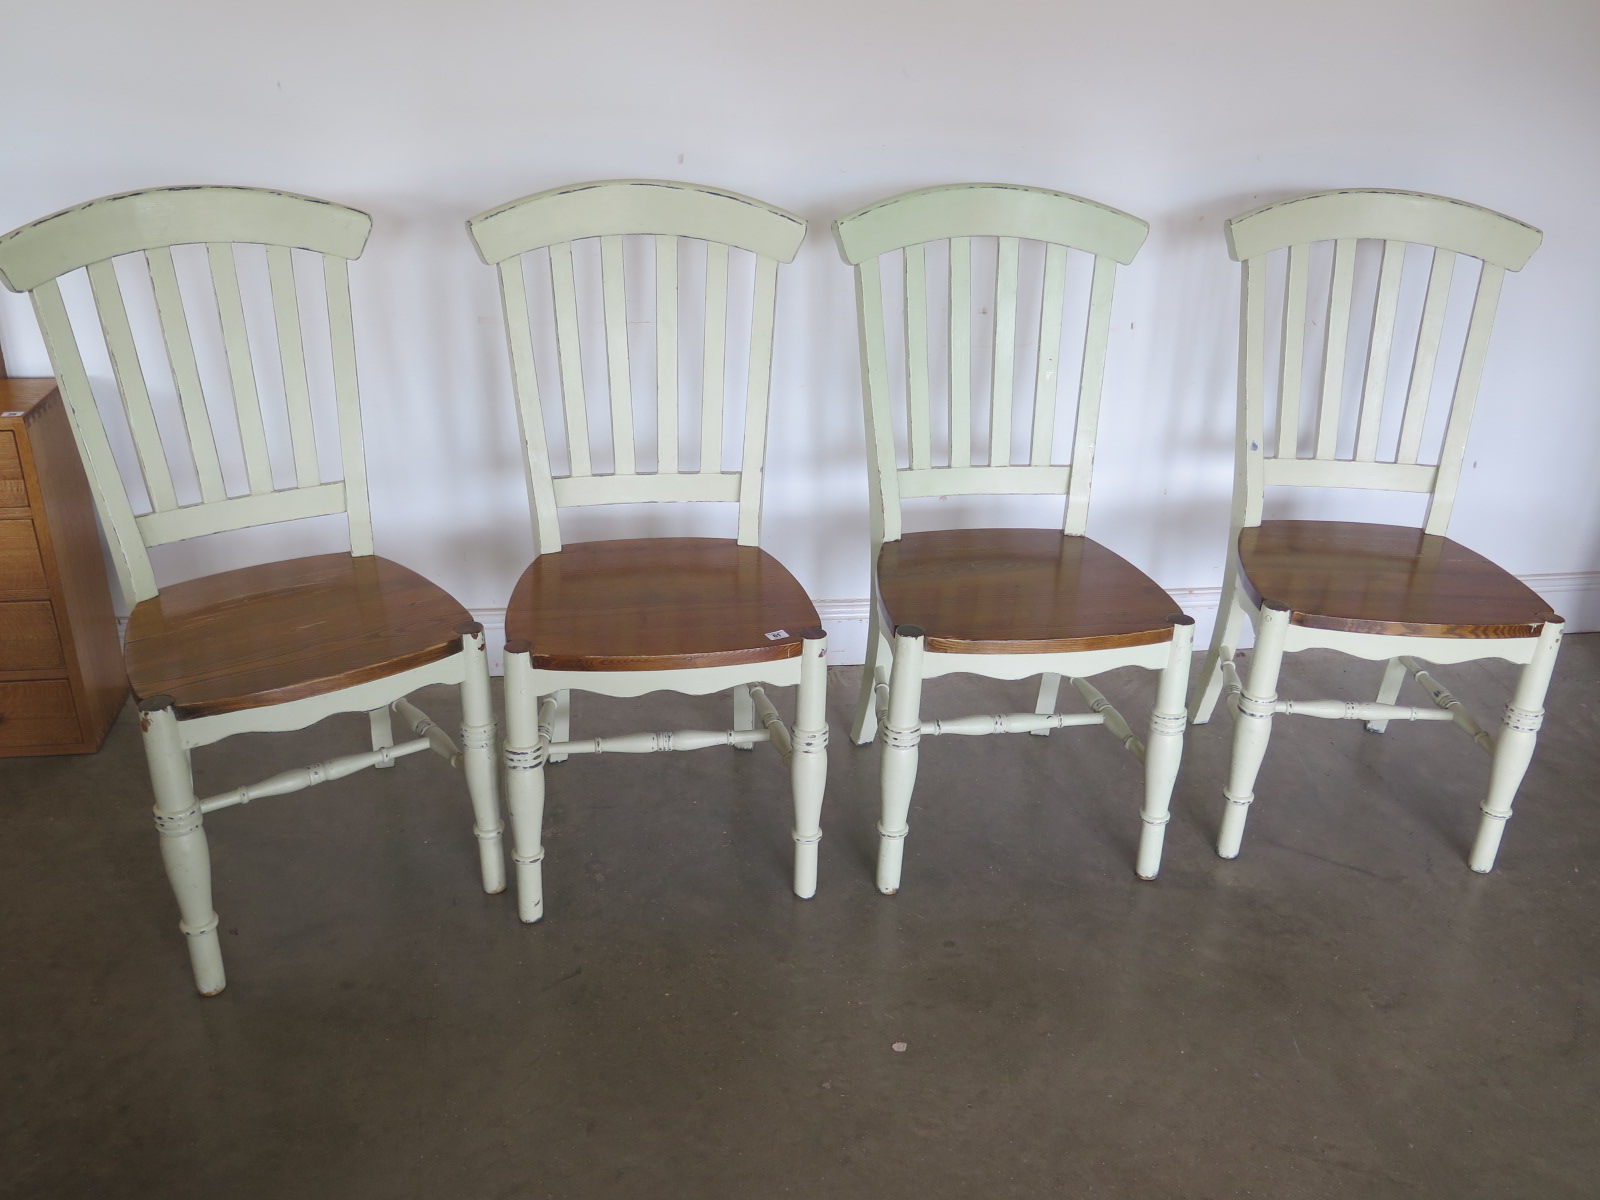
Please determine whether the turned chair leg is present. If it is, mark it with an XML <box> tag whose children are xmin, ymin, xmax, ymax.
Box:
<box><xmin>502</xmin><ymin>644</ymin><xmax>548</xmax><ymax>923</ymax></box>
<box><xmin>456</xmin><ymin>622</ymin><xmax>504</xmax><ymax>894</ymax></box>
<box><xmin>1218</xmin><ymin>602</ymin><xmax>1290</xmax><ymax>859</ymax></box>
<box><xmin>1139</xmin><ymin>617</ymin><xmax>1195</xmax><ymax>879</ymax></box>
<box><xmin>1192</xmin><ymin>560</ymin><xmax>1247</xmax><ymax>724</ymax></box>
<box><xmin>140</xmin><ymin>697</ymin><xmax>225</xmax><ymax>996</ymax></box>
<box><xmin>1472</xmin><ymin>619</ymin><xmax>1564</xmax><ymax>873</ymax></box>
<box><xmin>851</xmin><ymin>591</ymin><xmax>890</xmax><ymax>747</ymax></box>
<box><xmin>789</xmin><ymin>630</ymin><xmax>829</xmax><ymax>898</ymax></box>
<box><xmin>877</xmin><ymin>625</ymin><xmax>926</xmax><ymax>895</ymax></box>
<box><xmin>1365</xmin><ymin>658</ymin><xmax>1408</xmax><ymax>734</ymax></box>
<box><xmin>733</xmin><ymin>684</ymin><xmax>756</xmax><ymax>752</ymax></box>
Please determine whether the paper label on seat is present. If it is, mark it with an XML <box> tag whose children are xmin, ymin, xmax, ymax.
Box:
<box><xmin>764</xmin><ymin>629</ymin><xmax>789</xmax><ymax>640</ymax></box>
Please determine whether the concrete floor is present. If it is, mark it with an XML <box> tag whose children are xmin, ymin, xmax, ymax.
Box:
<box><xmin>2</xmin><ymin>638</ymin><xmax>1598</xmax><ymax>1199</ymax></box>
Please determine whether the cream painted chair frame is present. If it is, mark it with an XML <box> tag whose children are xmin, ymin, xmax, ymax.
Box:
<box><xmin>0</xmin><ymin>187</ymin><xmax>501</xmax><ymax>994</ymax></box>
<box><xmin>467</xmin><ymin>180</ymin><xmax>827</xmax><ymax>922</ymax></box>
<box><xmin>1190</xmin><ymin>188</ymin><xmax>1558</xmax><ymax>872</ymax></box>
<box><xmin>836</xmin><ymin>183</ymin><xmax>1194</xmax><ymax>892</ymax></box>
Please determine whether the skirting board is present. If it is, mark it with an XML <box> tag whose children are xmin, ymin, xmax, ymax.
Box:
<box><xmin>465</xmin><ymin>571</ymin><xmax>1600</xmax><ymax>673</ymax></box>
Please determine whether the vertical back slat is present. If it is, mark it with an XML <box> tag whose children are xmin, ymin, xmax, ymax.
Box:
<box><xmin>547</xmin><ymin>241</ymin><xmax>592</xmax><ymax>478</ymax></box>
<box><xmin>85</xmin><ymin>258</ymin><xmax>178</xmax><ymax>511</ymax></box>
<box><xmin>1425</xmin><ymin>264</ymin><xmax>1505</xmax><ymax>535</ymax></box>
<box><xmin>699</xmin><ymin>241</ymin><xmax>729</xmax><ymax>473</ymax></box>
<box><xmin>1354</xmin><ymin>239</ymin><xmax>1405</xmax><ymax>461</ymax></box>
<box><xmin>599</xmin><ymin>235</ymin><xmax>635</xmax><ymax>475</ymax></box>
<box><xmin>904</xmin><ymin>243</ymin><xmax>931</xmax><ymax>471</ymax></box>
<box><xmin>1396</xmin><ymin>249</ymin><xmax>1456</xmax><ymax>464</ymax></box>
<box><xmin>1313</xmin><ymin>238</ymin><xmax>1357</xmax><ymax>460</ymax></box>
<box><xmin>654</xmin><ymin>235</ymin><xmax>678</xmax><ymax>473</ymax></box>
<box><xmin>265</xmin><ymin>245</ymin><xmax>320</xmax><ymax>487</ymax></box>
<box><xmin>323</xmin><ymin>256</ymin><xmax>373</xmax><ymax>555</ymax></box>
<box><xmin>1237</xmin><ymin>257</ymin><xmax>1268</xmax><ymax>528</ymax></box>
<box><xmin>1275</xmin><ymin>243</ymin><xmax>1308</xmax><ymax>459</ymax></box>
<box><xmin>1028</xmin><ymin>242</ymin><xmax>1068</xmax><ymax>466</ymax></box>
<box><xmin>31</xmin><ymin>279</ymin><xmax>159</xmax><ymax>601</ymax></box>
<box><xmin>1061</xmin><ymin>256</ymin><xmax>1117</xmax><ymax>536</ymax></box>
<box><xmin>856</xmin><ymin>258</ymin><xmax>901</xmax><ymax>545</ymax></box>
<box><xmin>498</xmin><ymin>260</ymin><xmax>563</xmax><ymax>554</ymax></box>
<box><xmin>988</xmin><ymin>236</ymin><xmax>1019</xmax><ymax>466</ymax></box>
<box><xmin>206</xmin><ymin>242</ymin><xmax>274</xmax><ymax>494</ymax></box>
<box><xmin>146</xmin><ymin>247</ymin><xmax>226</xmax><ymax>503</ymax></box>
<box><xmin>735</xmin><ymin>255</ymin><xmax>780</xmax><ymax>546</ymax></box>
<box><xmin>948</xmin><ymin>236</ymin><xmax>972</xmax><ymax>468</ymax></box>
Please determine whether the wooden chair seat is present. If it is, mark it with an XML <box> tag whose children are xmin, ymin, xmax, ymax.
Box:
<box><xmin>124</xmin><ymin>553</ymin><xmax>472</xmax><ymax>718</ymax></box>
<box><xmin>876</xmin><ymin>528</ymin><xmax>1182</xmax><ymax>654</ymax></box>
<box><xmin>505</xmin><ymin>537</ymin><xmax>821</xmax><ymax>671</ymax></box>
<box><xmin>1237</xmin><ymin>520</ymin><xmax>1554</xmax><ymax>639</ymax></box>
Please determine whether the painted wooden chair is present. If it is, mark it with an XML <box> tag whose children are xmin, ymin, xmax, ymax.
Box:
<box><xmin>466</xmin><ymin>180</ymin><xmax>827</xmax><ymax>923</ymax></box>
<box><xmin>835</xmin><ymin>183</ymin><xmax>1194</xmax><ymax>893</ymax></box>
<box><xmin>1190</xmin><ymin>188</ymin><xmax>1558</xmax><ymax>872</ymax></box>
<box><xmin>0</xmin><ymin>186</ymin><xmax>502</xmax><ymax>994</ymax></box>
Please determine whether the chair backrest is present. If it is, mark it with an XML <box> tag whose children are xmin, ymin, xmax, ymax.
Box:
<box><xmin>467</xmin><ymin>180</ymin><xmax>807</xmax><ymax>555</ymax></box>
<box><xmin>0</xmin><ymin>186</ymin><xmax>375</xmax><ymax>604</ymax></box>
<box><xmin>1226</xmin><ymin>188</ymin><xmax>1541</xmax><ymax>535</ymax></box>
<box><xmin>834</xmin><ymin>184</ymin><xmax>1148</xmax><ymax>545</ymax></box>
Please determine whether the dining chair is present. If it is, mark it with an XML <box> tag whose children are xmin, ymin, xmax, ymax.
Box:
<box><xmin>466</xmin><ymin>180</ymin><xmax>828</xmax><ymax>923</ymax></box>
<box><xmin>834</xmin><ymin>183</ymin><xmax>1194</xmax><ymax>894</ymax></box>
<box><xmin>0</xmin><ymin>186</ymin><xmax>502</xmax><ymax>994</ymax></box>
<box><xmin>1190</xmin><ymin>188</ymin><xmax>1557</xmax><ymax>872</ymax></box>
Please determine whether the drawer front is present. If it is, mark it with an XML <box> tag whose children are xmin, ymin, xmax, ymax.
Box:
<box><xmin>0</xmin><ymin>601</ymin><xmax>66</xmax><ymax>671</ymax></box>
<box><xmin>0</xmin><ymin>518</ymin><xmax>49</xmax><ymax>599</ymax></box>
<box><xmin>0</xmin><ymin>431</ymin><xmax>24</xmax><ymax>509</ymax></box>
<box><xmin>0</xmin><ymin>679</ymin><xmax>82</xmax><ymax>749</ymax></box>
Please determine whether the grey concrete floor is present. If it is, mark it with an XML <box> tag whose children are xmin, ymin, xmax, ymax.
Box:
<box><xmin>2</xmin><ymin>638</ymin><xmax>1598</xmax><ymax>1199</ymax></box>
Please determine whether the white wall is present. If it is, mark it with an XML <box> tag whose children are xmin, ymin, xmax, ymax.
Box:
<box><xmin>4</xmin><ymin>0</ymin><xmax>1598</xmax><ymax>661</ymax></box>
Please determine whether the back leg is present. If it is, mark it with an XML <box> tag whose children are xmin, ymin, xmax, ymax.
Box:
<box><xmin>851</xmin><ymin>591</ymin><xmax>891</xmax><ymax>746</ymax></box>
<box><xmin>1365</xmin><ymin>658</ymin><xmax>1408</xmax><ymax>734</ymax></box>
<box><xmin>1031</xmin><ymin>673</ymin><xmax>1062</xmax><ymax>736</ymax></box>
<box><xmin>1192</xmin><ymin>560</ymin><xmax>1248</xmax><ymax>724</ymax></box>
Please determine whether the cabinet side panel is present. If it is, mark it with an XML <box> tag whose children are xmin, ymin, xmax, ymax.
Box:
<box><xmin>21</xmin><ymin>389</ymin><xmax>127</xmax><ymax>750</ymax></box>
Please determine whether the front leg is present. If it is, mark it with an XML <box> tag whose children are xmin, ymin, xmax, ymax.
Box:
<box><xmin>789</xmin><ymin>631</ymin><xmax>830</xmax><ymax>897</ymax></box>
<box><xmin>141</xmin><ymin>697</ymin><xmax>225</xmax><ymax>996</ymax></box>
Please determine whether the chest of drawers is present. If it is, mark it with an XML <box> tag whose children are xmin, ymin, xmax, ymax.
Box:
<box><xmin>1</xmin><ymin>379</ymin><xmax>126</xmax><ymax>755</ymax></box>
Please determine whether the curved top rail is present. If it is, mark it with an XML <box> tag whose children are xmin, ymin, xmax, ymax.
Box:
<box><xmin>833</xmin><ymin>183</ymin><xmax>1148</xmax><ymax>265</ymax></box>
<box><xmin>1225</xmin><ymin>189</ymin><xmax>1542</xmax><ymax>269</ymax></box>
<box><xmin>0</xmin><ymin>186</ymin><xmax>373</xmax><ymax>293</ymax></box>
<box><xmin>467</xmin><ymin>179</ymin><xmax>807</xmax><ymax>264</ymax></box>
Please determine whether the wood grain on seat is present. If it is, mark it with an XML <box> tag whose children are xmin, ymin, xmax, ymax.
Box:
<box><xmin>1237</xmin><ymin>520</ymin><xmax>1557</xmax><ymax>639</ymax></box>
<box><xmin>876</xmin><ymin>528</ymin><xmax>1181</xmax><ymax>654</ymax></box>
<box><xmin>505</xmin><ymin>537</ymin><xmax>820</xmax><ymax>671</ymax></box>
<box><xmin>124</xmin><ymin>553</ymin><xmax>470</xmax><ymax>718</ymax></box>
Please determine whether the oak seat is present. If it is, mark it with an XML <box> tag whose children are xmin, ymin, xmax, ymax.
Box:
<box><xmin>125</xmin><ymin>554</ymin><xmax>472</xmax><ymax>718</ymax></box>
<box><xmin>877</xmin><ymin>529</ymin><xmax>1181</xmax><ymax>654</ymax></box>
<box><xmin>506</xmin><ymin>537</ymin><xmax>818</xmax><ymax>672</ymax></box>
<box><xmin>1237</xmin><ymin>521</ymin><xmax>1553</xmax><ymax>640</ymax></box>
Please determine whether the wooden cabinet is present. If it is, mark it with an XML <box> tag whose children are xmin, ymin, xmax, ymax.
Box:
<box><xmin>0</xmin><ymin>379</ymin><xmax>125</xmax><ymax>754</ymax></box>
